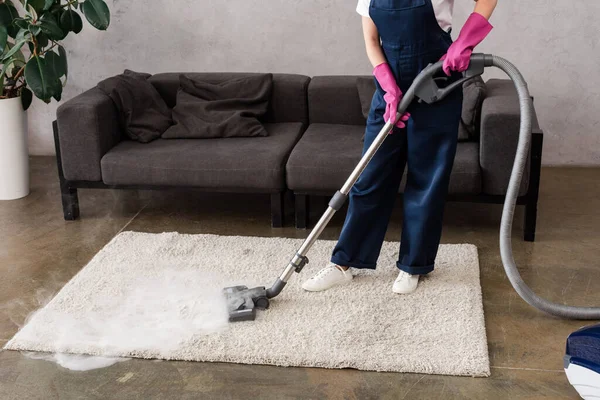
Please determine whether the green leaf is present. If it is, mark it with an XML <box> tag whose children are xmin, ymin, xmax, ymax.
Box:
<box><xmin>0</xmin><ymin>3</ymin><xmax>19</xmax><ymax>24</ymax></box>
<box><xmin>16</xmin><ymin>28</ymin><xmax>31</xmax><ymax>42</ymax></box>
<box><xmin>60</xmin><ymin>9</ymin><xmax>82</xmax><ymax>33</ymax></box>
<box><xmin>39</xmin><ymin>13</ymin><xmax>65</xmax><ymax>40</ymax></box>
<box><xmin>3</xmin><ymin>41</ymin><xmax>26</xmax><ymax>64</ymax></box>
<box><xmin>0</xmin><ymin>71</ymin><xmax>5</xmax><ymax>95</ymax></box>
<box><xmin>58</xmin><ymin>44</ymin><xmax>67</xmax><ymax>77</ymax></box>
<box><xmin>0</xmin><ymin>25</ymin><xmax>6</xmax><ymax>52</ymax></box>
<box><xmin>1</xmin><ymin>37</ymin><xmax>26</xmax><ymax>61</ymax></box>
<box><xmin>43</xmin><ymin>0</ymin><xmax>54</xmax><ymax>11</ymax></box>
<box><xmin>49</xmin><ymin>2</ymin><xmax>62</xmax><ymax>11</ymax></box>
<box><xmin>1</xmin><ymin>58</ymin><xmax>14</xmax><ymax>76</ymax></box>
<box><xmin>13</xmin><ymin>18</ymin><xmax>30</xmax><ymax>30</ymax></box>
<box><xmin>14</xmin><ymin>48</ymin><xmax>26</xmax><ymax>64</ymax></box>
<box><xmin>44</xmin><ymin>49</ymin><xmax>66</xmax><ymax>78</ymax></box>
<box><xmin>28</xmin><ymin>23</ymin><xmax>41</xmax><ymax>36</ymax></box>
<box><xmin>0</xmin><ymin>3</ymin><xmax>19</xmax><ymax>21</ymax></box>
<box><xmin>0</xmin><ymin>3</ymin><xmax>20</xmax><ymax>38</ymax></box>
<box><xmin>25</xmin><ymin>0</ymin><xmax>45</xmax><ymax>13</ymax></box>
<box><xmin>26</xmin><ymin>4</ymin><xmax>38</xmax><ymax>21</ymax></box>
<box><xmin>25</xmin><ymin>55</ymin><xmax>57</xmax><ymax>101</ymax></box>
<box><xmin>51</xmin><ymin>77</ymin><xmax>61</xmax><ymax>100</ymax></box>
<box><xmin>36</xmin><ymin>31</ymin><xmax>48</xmax><ymax>47</ymax></box>
<box><xmin>81</xmin><ymin>0</ymin><xmax>109</xmax><ymax>30</ymax></box>
<box><xmin>0</xmin><ymin>57</ymin><xmax>15</xmax><ymax>94</ymax></box>
<box><xmin>21</xmin><ymin>86</ymin><xmax>33</xmax><ymax>109</ymax></box>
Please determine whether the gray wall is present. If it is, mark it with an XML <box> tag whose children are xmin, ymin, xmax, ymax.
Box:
<box><xmin>29</xmin><ymin>0</ymin><xmax>600</xmax><ymax>166</ymax></box>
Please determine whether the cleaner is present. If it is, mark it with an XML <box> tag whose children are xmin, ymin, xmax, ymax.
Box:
<box><xmin>222</xmin><ymin>53</ymin><xmax>600</xmax><ymax>394</ymax></box>
<box><xmin>225</xmin><ymin>53</ymin><xmax>600</xmax><ymax>319</ymax></box>
<box><xmin>564</xmin><ymin>325</ymin><xmax>600</xmax><ymax>399</ymax></box>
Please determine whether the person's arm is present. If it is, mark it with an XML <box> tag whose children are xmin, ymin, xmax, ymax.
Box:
<box><xmin>361</xmin><ymin>16</ymin><xmax>386</xmax><ymax>68</ymax></box>
<box><xmin>361</xmin><ymin>16</ymin><xmax>410</xmax><ymax>128</ymax></box>
<box><xmin>473</xmin><ymin>0</ymin><xmax>497</xmax><ymax>20</ymax></box>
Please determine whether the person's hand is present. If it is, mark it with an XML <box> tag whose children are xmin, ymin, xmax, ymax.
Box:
<box><xmin>442</xmin><ymin>12</ymin><xmax>493</xmax><ymax>76</ymax></box>
<box><xmin>373</xmin><ymin>63</ymin><xmax>411</xmax><ymax>129</ymax></box>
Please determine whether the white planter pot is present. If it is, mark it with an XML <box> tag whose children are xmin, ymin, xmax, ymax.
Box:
<box><xmin>0</xmin><ymin>96</ymin><xmax>29</xmax><ymax>200</ymax></box>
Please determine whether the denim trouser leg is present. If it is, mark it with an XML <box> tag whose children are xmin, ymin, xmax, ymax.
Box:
<box><xmin>331</xmin><ymin>78</ymin><xmax>462</xmax><ymax>275</ymax></box>
<box><xmin>331</xmin><ymin>106</ymin><xmax>407</xmax><ymax>270</ymax></box>
<box><xmin>396</xmin><ymin>89</ymin><xmax>462</xmax><ymax>275</ymax></box>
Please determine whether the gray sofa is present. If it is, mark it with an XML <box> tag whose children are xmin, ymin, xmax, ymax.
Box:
<box><xmin>53</xmin><ymin>73</ymin><xmax>543</xmax><ymax>240</ymax></box>
<box><xmin>286</xmin><ymin>77</ymin><xmax>543</xmax><ymax>240</ymax></box>
<box><xmin>54</xmin><ymin>73</ymin><xmax>311</xmax><ymax>227</ymax></box>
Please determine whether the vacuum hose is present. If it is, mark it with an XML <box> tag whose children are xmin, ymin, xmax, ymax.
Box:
<box><xmin>493</xmin><ymin>55</ymin><xmax>600</xmax><ymax>319</ymax></box>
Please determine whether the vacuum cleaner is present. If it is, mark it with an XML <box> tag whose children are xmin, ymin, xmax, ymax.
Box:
<box><xmin>565</xmin><ymin>325</ymin><xmax>600</xmax><ymax>399</ymax></box>
<box><xmin>223</xmin><ymin>53</ymin><xmax>600</xmax><ymax>394</ymax></box>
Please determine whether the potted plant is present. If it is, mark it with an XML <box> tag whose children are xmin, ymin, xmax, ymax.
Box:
<box><xmin>0</xmin><ymin>0</ymin><xmax>110</xmax><ymax>200</ymax></box>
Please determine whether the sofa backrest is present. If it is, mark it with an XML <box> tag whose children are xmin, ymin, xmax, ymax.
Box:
<box><xmin>148</xmin><ymin>72</ymin><xmax>310</xmax><ymax>125</ymax></box>
<box><xmin>308</xmin><ymin>76</ymin><xmax>366</xmax><ymax>126</ymax></box>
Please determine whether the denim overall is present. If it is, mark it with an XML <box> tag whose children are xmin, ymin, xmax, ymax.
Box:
<box><xmin>331</xmin><ymin>0</ymin><xmax>463</xmax><ymax>275</ymax></box>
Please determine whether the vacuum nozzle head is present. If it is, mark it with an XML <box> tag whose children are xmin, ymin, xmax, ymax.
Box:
<box><xmin>223</xmin><ymin>285</ymin><xmax>269</xmax><ymax>322</ymax></box>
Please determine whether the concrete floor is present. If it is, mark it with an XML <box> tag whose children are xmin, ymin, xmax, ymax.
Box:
<box><xmin>1</xmin><ymin>157</ymin><xmax>599</xmax><ymax>399</ymax></box>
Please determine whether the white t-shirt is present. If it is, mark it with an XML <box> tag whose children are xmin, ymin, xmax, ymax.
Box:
<box><xmin>356</xmin><ymin>0</ymin><xmax>455</xmax><ymax>32</ymax></box>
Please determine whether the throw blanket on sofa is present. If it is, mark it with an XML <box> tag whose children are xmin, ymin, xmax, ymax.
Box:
<box><xmin>162</xmin><ymin>74</ymin><xmax>273</xmax><ymax>139</ymax></box>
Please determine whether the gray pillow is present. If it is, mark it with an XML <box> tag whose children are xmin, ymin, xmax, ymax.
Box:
<box><xmin>459</xmin><ymin>75</ymin><xmax>487</xmax><ymax>141</ymax></box>
<box><xmin>97</xmin><ymin>70</ymin><xmax>172</xmax><ymax>143</ymax></box>
<box><xmin>355</xmin><ymin>75</ymin><xmax>487</xmax><ymax>141</ymax></box>
<box><xmin>161</xmin><ymin>74</ymin><xmax>273</xmax><ymax>139</ymax></box>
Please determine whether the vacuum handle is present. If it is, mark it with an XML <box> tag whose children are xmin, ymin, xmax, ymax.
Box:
<box><xmin>393</xmin><ymin>53</ymin><xmax>493</xmax><ymax>123</ymax></box>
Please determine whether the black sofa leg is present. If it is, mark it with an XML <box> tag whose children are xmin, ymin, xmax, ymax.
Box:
<box><xmin>271</xmin><ymin>192</ymin><xmax>284</xmax><ymax>228</ymax></box>
<box><xmin>53</xmin><ymin>120</ymin><xmax>80</xmax><ymax>221</ymax></box>
<box><xmin>524</xmin><ymin>202</ymin><xmax>537</xmax><ymax>242</ymax></box>
<box><xmin>524</xmin><ymin>132</ymin><xmax>543</xmax><ymax>242</ymax></box>
<box><xmin>295</xmin><ymin>194</ymin><xmax>309</xmax><ymax>229</ymax></box>
<box><xmin>61</xmin><ymin>184</ymin><xmax>80</xmax><ymax>221</ymax></box>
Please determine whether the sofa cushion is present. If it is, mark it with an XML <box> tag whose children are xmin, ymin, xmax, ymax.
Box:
<box><xmin>162</xmin><ymin>74</ymin><xmax>273</xmax><ymax>139</ymax></box>
<box><xmin>308</xmin><ymin>76</ymin><xmax>366</xmax><ymax>126</ymax></box>
<box><xmin>97</xmin><ymin>70</ymin><xmax>172</xmax><ymax>143</ymax></box>
<box><xmin>149</xmin><ymin>73</ymin><xmax>310</xmax><ymax>125</ymax></box>
<box><xmin>101</xmin><ymin>123</ymin><xmax>304</xmax><ymax>191</ymax></box>
<box><xmin>286</xmin><ymin>123</ymin><xmax>481</xmax><ymax>194</ymax></box>
<box><xmin>355</xmin><ymin>75</ymin><xmax>486</xmax><ymax>141</ymax></box>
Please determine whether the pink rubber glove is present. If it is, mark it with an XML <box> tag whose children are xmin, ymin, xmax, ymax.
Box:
<box><xmin>373</xmin><ymin>62</ymin><xmax>410</xmax><ymax>129</ymax></box>
<box><xmin>442</xmin><ymin>12</ymin><xmax>493</xmax><ymax>76</ymax></box>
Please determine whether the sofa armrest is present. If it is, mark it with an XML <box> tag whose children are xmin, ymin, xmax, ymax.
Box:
<box><xmin>479</xmin><ymin>79</ymin><xmax>542</xmax><ymax>196</ymax></box>
<box><xmin>56</xmin><ymin>87</ymin><xmax>122</xmax><ymax>182</ymax></box>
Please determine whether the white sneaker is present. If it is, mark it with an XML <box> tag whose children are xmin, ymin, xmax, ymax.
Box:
<box><xmin>392</xmin><ymin>271</ymin><xmax>420</xmax><ymax>294</ymax></box>
<box><xmin>302</xmin><ymin>264</ymin><xmax>353</xmax><ymax>292</ymax></box>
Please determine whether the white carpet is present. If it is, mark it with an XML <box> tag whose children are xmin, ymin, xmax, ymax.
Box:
<box><xmin>5</xmin><ymin>232</ymin><xmax>490</xmax><ymax>377</ymax></box>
